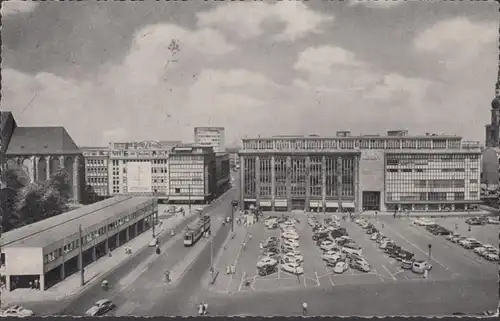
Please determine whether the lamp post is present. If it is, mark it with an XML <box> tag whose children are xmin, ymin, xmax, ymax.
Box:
<box><xmin>428</xmin><ymin>244</ymin><xmax>432</xmax><ymax>261</ymax></box>
<box><xmin>78</xmin><ymin>224</ymin><xmax>85</xmax><ymax>286</ymax></box>
<box><xmin>231</xmin><ymin>200</ymin><xmax>238</xmax><ymax>232</ymax></box>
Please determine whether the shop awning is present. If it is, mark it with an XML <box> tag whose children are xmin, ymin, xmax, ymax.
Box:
<box><xmin>309</xmin><ymin>200</ymin><xmax>322</xmax><ymax>207</ymax></box>
<box><xmin>325</xmin><ymin>202</ymin><xmax>339</xmax><ymax>208</ymax></box>
<box><xmin>342</xmin><ymin>202</ymin><xmax>355</xmax><ymax>208</ymax></box>
<box><xmin>275</xmin><ymin>200</ymin><xmax>287</xmax><ymax>207</ymax></box>
<box><xmin>260</xmin><ymin>200</ymin><xmax>271</xmax><ymax>207</ymax></box>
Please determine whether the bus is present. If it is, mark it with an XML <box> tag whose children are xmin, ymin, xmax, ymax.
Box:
<box><xmin>184</xmin><ymin>215</ymin><xmax>211</xmax><ymax>246</ymax></box>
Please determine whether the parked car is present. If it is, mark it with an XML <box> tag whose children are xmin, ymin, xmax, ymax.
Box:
<box><xmin>281</xmin><ymin>262</ymin><xmax>304</xmax><ymax>275</ymax></box>
<box><xmin>350</xmin><ymin>259</ymin><xmax>370</xmax><ymax>272</ymax></box>
<box><xmin>257</xmin><ymin>257</ymin><xmax>278</xmax><ymax>268</ymax></box>
<box><xmin>342</xmin><ymin>243</ymin><xmax>363</xmax><ymax>256</ymax></box>
<box><xmin>323</xmin><ymin>251</ymin><xmax>346</xmax><ymax>262</ymax></box>
<box><xmin>401</xmin><ymin>259</ymin><xmax>414</xmax><ymax>270</ymax></box>
<box><xmin>258</xmin><ymin>264</ymin><xmax>278</xmax><ymax>276</ymax></box>
<box><xmin>411</xmin><ymin>260</ymin><xmax>432</xmax><ymax>274</ymax></box>
<box><xmin>85</xmin><ymin>299</ymin><xmax>115</xmax><ymax>316</ymax></box>
<box><xmin>464</xmin><ymin>241</ymin><xmax>483</xmax><ymax>250</ymax></box>
<box><xmin>446</xmin><ymin>233</ymin><xmax>459</xmax><ymax>241</ymax></box>
<box><xmin>398</xmin><ymin>250</ymin><xmax>415</xmax><ymax>262</ymax></box>
<box><xmin>370</xmin><ymin>233</ymin><xmax>380</xmax><ymax>241</ymax></box>
<box><xmin>333</xmin><ymin>260</ymin><xmax>350</xmax><ymax>274</ymax></box>
<box><xmin>1</xmin><ymin>306</ymin><xmax>34</xmax><ymax>317</ymax></box>
<box><xmin>474</xmin><ymin>245</ymin><xmax>496</xmax><ymax>256</ymax></box>
<box><xmin>281</xmin><ymin>253</ymin><xmax>304</xmax><ymax>264</ymax></box>
<box><xmin>459</xmin><ymin>238</ymin><xmax>478</xmax><ymax>247</ymax></box>
<box><xmin>486</xmin><ymin>217</ymin><xmax>500</xmax><ymax>225</ymax></box>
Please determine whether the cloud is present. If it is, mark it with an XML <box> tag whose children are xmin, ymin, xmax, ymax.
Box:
<box><xmin>1</xmin><ymin>0</ymin><xmax>38</xmax><ymax>17</ymax></box>
<box><xmin>197</xmin><ymin>1</ymin><xmax>333</xmax><ymax>42</ymax></box>
<box><xmin>348</xmin><ymin>0</ymin><xmax>408</xmax><ymax>9</ymax></box>
<box><xmin>414</xmin><ymin>17</ymin><xmax>497</xmax><ymax>66</ymax></box>
<box><xmin>294</xmin><ymin>46</ymin><xmax>365</xmax><ymax>75</ymax></box>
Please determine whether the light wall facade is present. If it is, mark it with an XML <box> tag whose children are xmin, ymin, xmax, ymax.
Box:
<box><xmin>168</xmin><ymin>145</ymin><xmax>216</xmax><ymax>203</ymax></box>
<box><xmin>194</xmin><ymin>127</ymin><xmax>226</xmax><ymax>153</ymax></box>
<box><xmin>81</xmin><ymin>147</ymin><xmax>110</xmax><ymax>198</ymax></box>
<box><xmin>108</xmin><ymin>141</ymin><xmax>171</xmax><ymax>198</ymax></box>
<box><xmin>240</xmin><ymin>134</ymin><xmax>482</xmax><ymax>212</ymax></box>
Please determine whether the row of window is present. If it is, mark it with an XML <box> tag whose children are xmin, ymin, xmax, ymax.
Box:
<box><xmin>386</xmin><ymin>191</ymin><xmax>479</xmax><ymax>201</ymax></box>
<box><xmin>387</xmin><ymin>154</ymin><xmax>479</xmax><ymax>161</ymax></box>
<box><xmin>243</xmin><ymin>139</ymin><xmax>464</xmax><ymax>150</ymax></box>
<box><xmin>170</xmin><ymin>179</ymin><xmax>204</xmax><ymax>186</ymax></box>
<box><xmin>171</xmin><ymin>187</ymin><xmax>204</xmax><ymax>194</ymax></box>
<box><xmin>86</xmin><ymin>159</ymin><xmax>107</xmax><ymax>165</ymax></box>
<box><xmin>170</xmin><ymin>171</ymin><xmax>204</xmax><ymax>177</ymax></box>
<box><xmin>88</xmin><ymin>177</ymin><xmax>108</xmax><ymax>184</ymax></box>
<box><xmin>44</xmin><ymin>205</ymin><xmax>154</xmax><ymax>264</ymax></box>
<box><xmin>386</xmin><ymin>168</ymin><xmax>477</xmax><ymax>173</ymax></box>
<box><xmin>170</xmin><ymin>164</ymin><xmax>204</xmax><ymax>169</ymax></box>
<box><xmin>170</xmin><ymin>155</ymin><xmax>204</xmax><ymax>161</ymax></box>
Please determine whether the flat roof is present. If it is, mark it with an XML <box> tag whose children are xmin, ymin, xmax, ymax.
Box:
<box><xmin>242</xmin><ymin>135</ymin><xmax>462</xmax><ymax>140</ymax></box>
<box><xmin>1</xmin><ymin>196</ymin><xmax>155</xmax><ymax>249</ymax></box>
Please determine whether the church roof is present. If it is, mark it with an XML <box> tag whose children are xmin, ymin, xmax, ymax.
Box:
<box><xmin>5</xmin><ymin>126</ymin><xmax>81</xmax><ymax>155</ymax></box>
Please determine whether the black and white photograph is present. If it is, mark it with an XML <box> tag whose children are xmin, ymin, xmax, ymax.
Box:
<box><xmin>0</xmin><ymin>0</ymin><xmax>499</xmax><ymax>317</ymax></box>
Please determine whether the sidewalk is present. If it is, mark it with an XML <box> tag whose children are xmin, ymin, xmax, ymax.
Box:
<box><xmin>1</xmin><ymin>211</ymin><xmax>198</xmax><ymax>306</ymax></box>
<box><xmin>207</xmin><ymin>223</ymin><xmax>249</xmax><ymax>293</ymax></box>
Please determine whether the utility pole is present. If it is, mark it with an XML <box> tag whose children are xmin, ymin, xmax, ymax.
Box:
<box><xmin>337</xmin><ymin>157</ymin><xmax>343</xmax><ymax>213</ymax></box>
<box><xmin>152</xmin><ymin>198</ymin><xmax>156</xmax><ymax>238</ymax></box>
<box><xmin>210</xmin><ymin>236</ymin><xmax>214</xmax><ymax>277</ymax></box>
<box><xmin>78</xmin><ymin>224</ymin><xmax>84</xmax><ymax>286</ymax></box>
<box><xmin>188</xmin><ymin>183</ymin><xmax>191</xmax><ymax>213</ymax></box>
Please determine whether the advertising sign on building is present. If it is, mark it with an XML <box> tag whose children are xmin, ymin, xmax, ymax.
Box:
<box><xmin>127</xmin><ymin>161</ymin><xmax>152</xmax><ymax>193</ymax></box>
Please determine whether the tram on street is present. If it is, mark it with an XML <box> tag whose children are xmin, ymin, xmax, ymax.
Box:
<box><xmin>184</xmin><ymin>215</ymin><xmax>211</xmax><ymax>246</ymax></box>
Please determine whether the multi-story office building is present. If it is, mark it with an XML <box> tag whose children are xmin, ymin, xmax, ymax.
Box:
<box><xmin>81</xmin><ymin>147</ymin><xmax>111</xmax><ymax>200</ymax></box>
<box><xmin>194</xmin><ymin>127</ymin><xmax>225</xmax><ymax>153</ymax></box>
<box><xmin>168</xmin><ymin>145</ymin><xmax>217</xmax><ymax>203</ymax></box>
<box><xmin>226</xmin><ymin>147</ymin><xmax>240</xmax><ymax>171</ymax></box>
<box><xmin>108</xmin><ymin>141</ymin><xmax>171</xmax><ymax>199</ymax></box>
<box><xmin>239</xmin><ymin>130</ymin><xmax>482</xmax><ymax>212</ymax></box>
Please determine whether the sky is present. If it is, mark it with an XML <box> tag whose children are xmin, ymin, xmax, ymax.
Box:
<box><xmin>1</xmin><ymin>0</ymin><xmax>498</xmax><ymax>147</ymax></box>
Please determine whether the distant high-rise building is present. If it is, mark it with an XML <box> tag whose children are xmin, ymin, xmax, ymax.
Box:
<box><xmin>194</xmin><ymin>127</ymin><xmax>225</xmax><ymax>153</ymax></box>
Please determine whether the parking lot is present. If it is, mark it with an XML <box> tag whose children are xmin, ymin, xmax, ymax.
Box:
<box><xmin>219</xmin><ymin>212</ymin><xmax>498</xmax><ymax>294</ymax></box>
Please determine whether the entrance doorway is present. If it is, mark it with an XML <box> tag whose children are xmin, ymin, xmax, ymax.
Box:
<box><xmin>291</xmin><ymin>198</ymin><xmax>305</xmax><ymax>211</ymax></box>
<box><xmin>362</xmin><ymin>191</ymin><xmax>380</xmax><ymax>211</ymax></box>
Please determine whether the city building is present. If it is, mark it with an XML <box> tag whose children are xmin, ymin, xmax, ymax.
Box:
<box><xmin>215</xmin><ymin>152</ymin><xmax>231</xmax><ymax>195</ymax></box>
<box><xmin>226</xmin><ymin>147</ymin><xmax>240</xmax><ymax>171</ymax></box>
<box><xmin>0</xmin><ymin>196</ymin><xmax>158</xmax><ymax>292</ymax></box>
<box><xmin>194</xmin><ymin>127</ymin><xmax>226</xmax><ymax>153</ymax></box>
<box><xmin>485</xmin><ymin>97</ymin><xmax>500</xmax><ymax>148</ymax></box>
<box><xmin>108</xmin><ymin>141</ymin><xmax>172</xmax><ymax>199</ymax></box>
<box><xmin>2</xmin><ymin>114</ymin><xmax>86</xmax><ymax>203</ymax></box>
<box><xmin>168</xmin><ymin>144</ymin><xmax>217</xmax><ymax>204</ymax></box>
<box><xmin>81</xmin><ymin>146</ymin><xmax>111</xmax><ymax>201</ymax></box>
<box><xmin>0</xmin><ymin>112</ymin><xmax>17</xmax><ymax>181</ymax></box>
<box><xmin>239</xmin><ymin>130</ymin><xmax>482</xmax><ymax>213</ymax></box>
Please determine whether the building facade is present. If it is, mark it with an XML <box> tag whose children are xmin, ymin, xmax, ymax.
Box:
<box><xmin>168</xmin><ymin>145</ymin><xmax>216</xmax><ymax>203</ymax></box>
<box><xmin>194</xmin><ymin>127</ymin><xmax>226</xmax><ymax>153</ymax></box>
<box><xmin>108</xmin><ymin>141</ymin><xmax>171</xmax><ymax>199</ymax></box>
<box><xmin>485</xmin><ymin>97</ymin><xmax>500</xmax><ymax>148</ymax></box>
<box><xmin>215</xmin><ymin>153</ymin><xmax>231</xmax><ymax>195</ymax></box>
<box><xmin>3</xmin><ymin>124</ymin><xmax>86</xmax><ymax>203</ymax></box>
<box><xmin>1</xmin><ymin>196</ymin><xmax>157</xmax><ymax>291</ymax></box>
<box><xmin>81</xmin><ymin>147</ymin><xmax>111</xmax><ymax>201</ymax></box>
<box><xmin>226</xmin><ymin>147</ymin><xmax>240</xmax><ymax>171</ymax></box>
<box><xmin>0</xmin><ymin>112</ymin><xmax>17</xmax><ymax>182</ymax></box>
<box><xmin>239</xmin><ymin>131</ymin><xmax>482</xmax><ymax>212</ymax></box>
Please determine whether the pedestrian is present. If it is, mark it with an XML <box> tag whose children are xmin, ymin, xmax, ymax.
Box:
<box><xmin>393</xmin><ymin>211</ymin><xmax>396</xmax><ymax>219</ymax></box>
<box><xmin>29</xmin><ymin>281</ymin><xmax>33</xmax><ymax>289</ymax></box>
<box><xmin>455</xmin><ymin>223</ymin><xmax>458</xmax><ymax>232</ymax></box>
<box><xmin>375</xmin><ymin>211</ymin><xmax>378</xmax><ymax>219</ymax></box>
<box><xmin>423</xmin><ymin>269</ymin><xmax>428</xmax><ymax>279</ymax></box>
<box><xmin>203</xmin><ymin>303</ymin><xmax>208</xmax><ymax>315</ymax></box>
<box><xmin>198</xmin><ymin>303</ymin><xmax>204</xmax><ymax>316</ymax></box>
<box><xmin>302</xmin><ymin>301</ymin><xmax>308</xmax><ymax>316</ymax></box>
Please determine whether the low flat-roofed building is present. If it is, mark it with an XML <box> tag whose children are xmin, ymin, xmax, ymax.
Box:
<box><xmin>0</xmin><ymin>196</ymin><xmax>158</xmax><ymax>292</ymax></box>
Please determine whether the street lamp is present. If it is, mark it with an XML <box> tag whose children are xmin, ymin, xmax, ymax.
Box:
<box><xmin>428</xmin><ymin>244</ymin><xmax>432</xmax><ymax>260</ymax></box>
<box><xmin>231</xmin><ymin>200</ymin><xmax>238</xmax><ymax>232</ymax></box>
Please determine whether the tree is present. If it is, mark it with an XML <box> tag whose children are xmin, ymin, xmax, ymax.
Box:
<box><xmin>1</xmin><ymin>167</ymin><xmax>72</xmax><ymax>232</ymax></box>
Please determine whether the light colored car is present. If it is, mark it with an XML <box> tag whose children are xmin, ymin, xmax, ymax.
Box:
<box><xmin>486</xmin><ymin>217</ymin><xmax>500</xmax><ymax>225</ymax></box>
<box><xmin>85</xmin><ymin>299</ymin><xmax>115</xmax><ymax>316</ymax></box>
<box><xmin>281</xmin><ymin>262</ymin><xmax>304</xmax><ymax>275</ymax></box>
<box><xmin>285</xmin><ymin>249</ymin><xmax>302</xmax><ymax>257</ymax></box>
<box><xmin>265</xmin><ymin>218</ymin><xmax>277</xmax><ymax>226</ymax></box>
<box><xmin>282</xmin><ymin>254</ymin><xmax>304</xmax><ymax>264</ymax></box>
<box><xmin>280</xmin><ymin>222</ymin><xmax>295</xmax><ymax>230</ymax></box>
<box><xmin>459</xmin><ymin>238</ymin><xmax>477</xmax><ymax>247</ymax></box>
<box><xmin>283</xmin><ymin>239</ymin><xmax>300</xmax><ymax>248</ymax></box>
<box><xmin>380</xmin><ymin>241</ymin><xmax>394</xmax><ymax>250</ymax></box>
<box><xmin>377</xmin><ymin>237</ymin><xmax>391</xmax><ymax>244</ymax></box>
<box><xmin>342</xmin><ymin>244</ymin><xmax>363</xmax><ymax>256</ymax></box>
<box><xmin>452</xmin><ymin>236</ymin><xmax>466</xmax><ymax>243</ymax></box>
<box><xmin>473</xmin><ymin>245</ymin><xmax>495</xmax><ymax>256</ymax></box>
<box><xmin>411</xmin><ymin>260</ymin><xmax>432</xmax><ymax>274</ymax></box>
<box><xmin>320</xmin><ymin>242</ymin><xmax>338</xmax><ymax>252</ymax></box>
<box><xmin>257</xmin><ymin>257</ymin><xmax>278</xmax><ymax>268</ymax></box>
<box><xmin>351</xmin><ymin>259</ymin><xmax>370</xmax><ymax>272</ymax></box>
<box><xmin>445</xmin><ymin>233</ymin><xmax>459</xmax><ymax>241</ymax></box>
<box><xmin>333</xmin><ymin>261</ymin><xmax>350</xmax><ymax>274</ymax></box>
<box><xmin>401</xmin><ymin>259</ymin><xmax>413</xmax><ymax>270</ymax></box>
<box><xmin>322</xmin><ymin>251</ymin><xmax>345</xmax><ymax>262</ymax></box>
<box><xmin>484</xmin><ymin>252</ymin><xmax>499</xmax><ymax>261</ymax></box>
<box><xmin>370</xmin><ymin>233</ymin><xmax>380</xmax><ymax>241</ymax></box>
<box><xmin>282</xmin><ymin>232</ymin><xmax>299</xmax><ymax>240</ymax></box>
<box><xmin>2</xmin><ymin>306</ymin><xmax>34</xmax><ymax>317</ymax></box>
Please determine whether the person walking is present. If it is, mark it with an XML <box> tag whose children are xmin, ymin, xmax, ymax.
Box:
<box><xmin>302</xmin><ymin>301</ymin><xmax>308</xmax><ymax>316</ymax></box>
